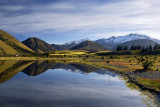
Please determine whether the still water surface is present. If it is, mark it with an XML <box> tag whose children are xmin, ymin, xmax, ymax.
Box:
<box><xmin>0</xmin><ymin>61</ymin><xmax>157</xmax><ymax>107</ymax></box>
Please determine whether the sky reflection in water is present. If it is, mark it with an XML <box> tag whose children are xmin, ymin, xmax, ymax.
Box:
<box><xmin>0</xmin><ymin>62</ymin><xmax>148</xmax><ymax>107</ymax></box>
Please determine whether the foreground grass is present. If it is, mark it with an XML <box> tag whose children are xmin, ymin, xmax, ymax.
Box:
<box><xmin>136</xmin><ymin>77</ymin><xmax>160</xmax><ymax>91</ymax></box>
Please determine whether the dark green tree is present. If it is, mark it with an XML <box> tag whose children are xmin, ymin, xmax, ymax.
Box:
<box><xmin>145</xmin><ymin>46</ymin><xmax>149</xmax><ymax>52</ymax></box>
<box><xmin>130</xmin><ymin>44</ymin><xmax>135</xmax><ymax>50</ymax></box>
<box><xmin>153</xmin><ymin>42</ymin><xmax>158</xmax><ymax>50</ymax></box>
<box><xmin>134</xmin><ymin>45</ymin><xmax>138</xmax><ymax>50</ymax></box>
<box><xmin>149</xmin><ymin>44</ymin><xmax>152</xmax><ymax>51</ymax></box>
<box><xmin>141</xmin><ymin>46</ymin><xmax>145</xmax><ymax>53</ymax></box>
<box><xmin>123</xmin><ymin>45</ymin><xmax>128</xmax><ymax>50</ymax></box>
<box><xmin>116</xmin><ymin>45</ymin><xmax>122</xmax><ymax>51</ymax></box>
<box><xmin>137</xmin><ymin>45</ymin><xmax>142</xmax><ymax>50</ymax></box>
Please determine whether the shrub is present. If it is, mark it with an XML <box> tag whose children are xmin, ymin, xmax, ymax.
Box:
<box><xmin>136</xmin><ymin>56</ymin><xmax>157</xmax><ymax>70</ymax></box>
<box><xmin>106</xmin><ymin>60</ymin><xmax>110</xmax><ymax>63</ymax></box>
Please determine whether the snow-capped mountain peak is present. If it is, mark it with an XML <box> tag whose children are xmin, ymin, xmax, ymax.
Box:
<box><xmin>60</xmin><ymin>33</ymin><xmax>160</xmax><ymax>51</ymax></box>
<box><xmin>64</xmin><ymin>38</ymin><xmax>89</xmax><ymax>45</ymax></box>
<box><xmin>113</xmin><ymin>33</ymin><xmax>151</xmax><ymax>43</ymax></box>
<box><xmin>94</xmin><ymin>33</ymin><xmax>160</xmax><ymax>50</ymax></box>
<box><xmin>95</xmin><ymin>33</ymin><xmax>155</xmax><ymax>44</ymax></box>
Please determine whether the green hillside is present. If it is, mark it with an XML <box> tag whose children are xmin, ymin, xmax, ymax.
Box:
<box><xmin>0</xmin><ymin>30</ymin><xmax>35</xmax><ymax>56</ymax></box>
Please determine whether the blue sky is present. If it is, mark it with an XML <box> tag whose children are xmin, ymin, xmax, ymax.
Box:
<box><xmin>0</xmin><ymin>0</ymin><xmax>160</xmax><ymax>44</ymax></box>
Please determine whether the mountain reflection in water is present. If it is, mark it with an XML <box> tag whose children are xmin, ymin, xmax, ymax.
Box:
<box><xmin>21</xmin><ymin>61</ymin><xmax>117</xmax><ymax>77</ymax></box>
<box><xmin>0</xmin><ymin>60</ymin><xmax>159</xmax><ymax>107</ymax></box>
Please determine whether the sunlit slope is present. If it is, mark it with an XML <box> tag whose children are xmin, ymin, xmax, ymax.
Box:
<box><xmin>0</xmin><ymin>40</ymin><xmax>19</xmax><ymax>55</ymax></box>
<box><xmin>0</xmin><ymin>61</ymin><xmax>34</xmax><ymax>84</ymax></box>
<box><xmin>0</xmin><ymin>30</ymin><xmax>35</xmax><ymax>55</ymax></box>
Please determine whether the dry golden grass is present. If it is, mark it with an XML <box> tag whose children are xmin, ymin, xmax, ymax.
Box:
<box><xmin>0</xmin><ymin>40</ymin><xmax>19</xmax><ymax>55</ymax></box>
<box><xmin>0</xmin><ymin>30</ymin><xmax>34</xmax><ymax>53</ymax></box>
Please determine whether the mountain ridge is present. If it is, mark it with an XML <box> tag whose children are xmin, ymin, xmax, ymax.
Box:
<box><xmin>22</xmin><ymin>37</ymin><xmax>56</xmax><ymax>53</ymax></box>
<box><xmin>57</xmin><ymin>33</ymin><xmax>160</xmax><ymax>51</ymax></box>
<box><xmin>70</xmin><ymin>40</ymin><xmax>108</xmax><ymax>51</ymax></box>
<box><xmin>95</xmin><ymin>33</ymin><xmax>160</xmax><ymax>44</ymax></box>
<box><xmin>95</xmin><ymin>33</ymin><xmax>160</xmax><ymax>50</ymax></box>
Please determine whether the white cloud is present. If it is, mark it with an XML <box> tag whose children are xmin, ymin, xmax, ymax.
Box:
<box><xmin>1</xmin><ymin>0</ymin><xmax>160</xmax><ymax>39</ymax></box>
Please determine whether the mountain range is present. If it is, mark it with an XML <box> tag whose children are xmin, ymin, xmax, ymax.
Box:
<box><xmin>95</xmin><ymin>33</ymin><xmax>160</xmax><ymax>50</ymax></box>
<box><xmin>61</xmin><ymin>33</ymin><xmax>160</xmax><ymax>50</ymax></box>
<box><xmin>51</xmin><ymin>38</ymin><xmax>89</xmax><ymax>50</ymax></box>
<box><xmin>0</xmin><ymin>29</ymin><xmax>160</xmax><ymax>55</ymax></box>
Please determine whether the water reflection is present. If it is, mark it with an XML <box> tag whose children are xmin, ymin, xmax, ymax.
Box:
<box><xmin>0</xmin><ymin>60</ymin><xmax>159</xmax><ymax>107</ymax></box>
<box><xmin>22</xmin><ymin>61</ymin><xmax>56</xmax><ymax>76</ymax></box>
<box><xmin>22</xmin><ymin>61</ymin><xmax>117</xmax><ymax>77</ymax></box>
<box><xmin>0</xmin><ymin>60</ymin><xmax>34</xmax><ymax>83</ymax></box>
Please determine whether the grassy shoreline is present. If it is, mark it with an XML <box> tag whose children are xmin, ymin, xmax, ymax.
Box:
<box><xmin>0</xmin><ymin>57</ymin><xmax>75</xmax><ymax>60</ymax></box>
